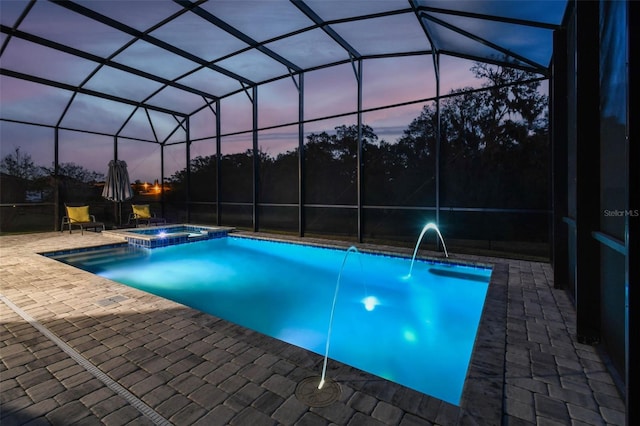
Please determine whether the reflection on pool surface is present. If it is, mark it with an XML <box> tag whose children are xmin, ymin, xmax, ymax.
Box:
<box><xmin>49</xmin><ymin>236</ymin><xmax>491</xmax><ymax>405</ymax></box>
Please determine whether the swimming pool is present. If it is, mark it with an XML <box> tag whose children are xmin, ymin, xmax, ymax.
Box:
<box><xmin>48</xmin><ymin>235</ymin><xmax>491</xmax><ymax>405</ymax></box>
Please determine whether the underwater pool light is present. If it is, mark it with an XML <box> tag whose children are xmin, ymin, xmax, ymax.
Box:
<box><xmin>362</xmin><ymin>296</ymin><xmax>380</xmax><ymax>311</ymax></box>
<box><xmin>403</xmin><ymin>329</ymin><xmax>417</xmax><ymax>342</ymax></box>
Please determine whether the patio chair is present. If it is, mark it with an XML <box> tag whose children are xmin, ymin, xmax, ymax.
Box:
<box><xmin>127</xmin><ymin>204</ymin><xmax>166</xmax><ymax>227</ymax></box>
<box><xmin>61</xmin><ymin>204</ymin><xmax>105</xmax><ymax>234</ymax></box>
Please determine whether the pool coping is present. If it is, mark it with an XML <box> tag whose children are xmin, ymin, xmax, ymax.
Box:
<box><xmin>230</xmin><ymin>232</ymin><xmax>495</xmax><ymax>270</ymax></box>
<box><xmin>37</xmin><ymin>230</ymin><xmax>507</xmax><ymax>424</ymax></box>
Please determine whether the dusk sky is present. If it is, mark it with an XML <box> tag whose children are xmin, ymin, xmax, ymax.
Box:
<box><xmin>1</xmin><ymin>0</ymin><xmax>566</xmax><ymax>183</ymax></box>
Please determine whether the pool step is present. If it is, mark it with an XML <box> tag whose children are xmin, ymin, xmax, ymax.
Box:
<box><xmin>428</xmin><ymin>267</ymin><xmax>491</xmax><ymax>282</ymax></box>
<box><xmin>54</xmin><ymin>248</ymin><xmax>147</xmax><ymax>267</ymax></box>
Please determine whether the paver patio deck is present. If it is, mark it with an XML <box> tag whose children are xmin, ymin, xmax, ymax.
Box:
<box><xmin>0</xmin><ymin>231</ymin><xmax>626</xmax><ymax>425</ymax></box>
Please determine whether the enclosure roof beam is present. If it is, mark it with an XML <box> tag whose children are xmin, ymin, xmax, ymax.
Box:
<box><xmin>175</xmin><ymin>0</ymin><xmax>302</xmax><ymax>73</ymax></box>
<box><xmin>0</xmin><ymin>0</ymin><xmax>34</xmax><ymax>56</ymax></box>
<box><xmin>0</xmin><ymin>68</ymin><xmax>187</xmax><ymax>117</ymax></box>
<box><xmin>52</xmin><ymin>0</ymin><xmax>255</xmax><ymax>86</ymax></box>
<box><xmin>415</xmin><ymin>5</ymin><xmax>561</xmax><ymax>30</ymax></box>
<box><xmin>0</xmin><ymin>25</ymin><xmax>219</xmax><ymax>101</ymax></box>
<box><xmin>419</xmin><ymin>11</ymin><xmax>549</xmax><ymax>74</ymax></box>
<box><xmin>291</xmin><ymin>0</ymin><xmax>361</xmax><ymax>59</ymax></box>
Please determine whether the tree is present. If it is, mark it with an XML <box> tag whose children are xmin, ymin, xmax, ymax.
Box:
<box><xmin>376</xmin><ymin>104</ymin><xmax>438</xmax><ymax>206</ymax></box>
<box><xmin>394</xmin><ymin>62</ymin><xmax>549</xmax><ymax>209</ymax></box>
<box><xmin>0</xmin><ymin>147</ymin><xmax>43</xmax><ymax>180</ymax></box>
<box><xmin>166</xmin><ymin>61</ymin><xmax>549</xmax><ymax>228</ymax></box>
<box><xmin>260</xmin><ymin>148</ymin><xmax>298</xmax><ymax>204</ymax></box>
<box><xmin>304</xmin><ymin>124</ymin><xmax>379</xmax><ymax>205</ymax></box>
<box><xmin>167</xmin><ymin>154</ymin><xmax>217</xmax><ymax>202</ymax></box>
<box><xmin>44</xmin><ymin>162</ymin><xmax>104</xmax><ymax>183</ymax></box>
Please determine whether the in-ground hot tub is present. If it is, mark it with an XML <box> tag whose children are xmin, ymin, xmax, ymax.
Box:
<box><xmin>104</xmin><ymin>224</ymin><xmax>234</xmax><ymax>248</ymax></box>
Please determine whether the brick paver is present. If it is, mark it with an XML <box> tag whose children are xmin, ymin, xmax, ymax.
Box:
<box><xmin>0</xmin><ymin>231</ymin><xmax>626</xmax><ymax>425</ymax></box>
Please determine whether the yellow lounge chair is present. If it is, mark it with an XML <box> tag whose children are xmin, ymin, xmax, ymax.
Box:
<box><xmin>61</xmin><ymin>204</ymin><xmax>105</xmax><ymax>234</ymax></box>
<box><xmin>128</xmin><ymin>204</ymin><xmax>166</xmax><ymax>227</ymax></box>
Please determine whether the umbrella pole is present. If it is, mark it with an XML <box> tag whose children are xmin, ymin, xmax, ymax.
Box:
<box><xmin>113</xmin><ymin>202</ymin><xmax>120</xmax><ymax>228</ymax></box>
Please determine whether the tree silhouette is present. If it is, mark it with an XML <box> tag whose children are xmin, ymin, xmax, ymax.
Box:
<box><xmin>305</xmin><ymin>124</ymin><xmax>377</xmax><ymax>205</ymax></box>
<box><xmin>168</xmin><ymin>155</ymin><xmax>217</xmax><ymax>202</ymax></box>
<box><xmin>170</xmin><ymin>61</ymin><xmax>548</xmax><ymax>236</ymax></box>
<box><xmin>0</xmin><ymin>147</ymin><xmax>43</xmax><ymax>180</ymax></box>
<box><xmin>438</xmin><ymin>64</ymin><xmax>548</xmax><ymax>208</ymax></box>
<box><xmin>365</xmin><ymin>104</ymin><xmax>438</xmax><ymax>206</ymax></box>
<box><xmin>43</xmin><ymin>162</ymin><xmax>104</xmax><ymax>183</ymax></box>
<box><xmin>260</xmin><ymin>149</ymin><xmax>297</xmax><ymax>204</ymax></box>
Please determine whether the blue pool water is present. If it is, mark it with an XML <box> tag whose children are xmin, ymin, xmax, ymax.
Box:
<box><xmin>50</xmin><ymin>236</ymin><xmax>491</xmax><ymax>405</ymax></box>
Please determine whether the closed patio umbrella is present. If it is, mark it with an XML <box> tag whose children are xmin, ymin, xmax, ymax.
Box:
<box><xmin>102</xmin><ymin>160</ymin><xmax>134</xmax><ymax>225</ymax></box>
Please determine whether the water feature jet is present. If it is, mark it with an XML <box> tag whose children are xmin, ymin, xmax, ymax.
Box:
<box><xmin>319</xmin><ymin>246</ymin><xmax>363</xmax><ymax>389</ymax></box>
<box><xmin>406</xmin><ymin>223</ymin><xmax>448</xmax><ymax>279</ymax></box>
